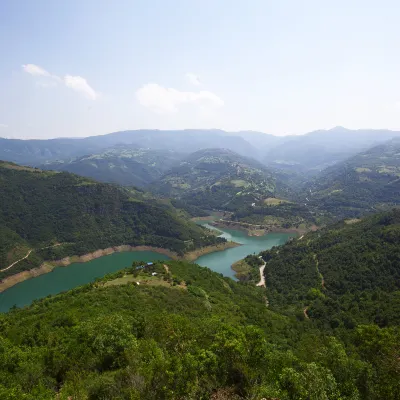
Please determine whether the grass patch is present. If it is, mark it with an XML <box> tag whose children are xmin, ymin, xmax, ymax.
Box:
<box><xmin>264</xmin><ymin>197</ymin><xmax>291</xmax><ymax>206</ymax></box>
<box><xmin>172</xmin><ymin>183</ymin><xmax>191</xmax><ymax>189</ymax></box>
<box><xmin>263</xmin><ymin>215</ymin><xmax>283</xmax><ymax>224</ymax></box>
<box><xmin>103</xmin><ymin>273</ymin><xmax>186</xmax><ymax>289</ymax></box>
<box><xmin>344</xmin><ymin>218</ymin><xmax>361</xmax><ymax>225</ymax></box>
<box><xmin>329</xmin><ymin>189</ymin><xmax>343</xmax><ymax>195</ymax></box>
<box><xmin>230</xmin><ymin>179</ymin><xmax>250</xmax><ymax>188</ymax></box>
<box><xmin>355</xmin><ymin>167</ymin><xmax>372</xmax><ymax>173</ymax></box>
<box><xmin>103</xmin><ymin>275</ymin><xmax>137</xmax><ymax>287</ymax></box>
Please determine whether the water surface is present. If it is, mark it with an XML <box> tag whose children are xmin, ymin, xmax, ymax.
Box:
<box><xmin>0</xmin><ymin>224</ymin><xmax>295</xmax><ymax>312</ymax></box>
<box><xmin>195</xmin><ymin>222</ymin><xmax>295</xmax><ymax>278</ymax></box>
<box><xmin>0</xmin><ymin>251</ymin><xmax>169</xmax><ymax>312</ymax></box>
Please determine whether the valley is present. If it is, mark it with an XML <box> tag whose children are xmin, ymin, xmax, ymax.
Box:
<box><xmin>0</xmin><ymin>161</ymin><xmax>225</xmax><ymax>279</ymax></box>
<box><xmin>4</xmin><ymin>4</ymin><xmax>400</xmax><ymax>397</ymax></box>
<box><xmin>1</xmin><ymin>128</ymin><xmax>400</xmax><ymax>399</ymax></box>
<box><xmin>0</xmin><ymin>223</ymin><xmax>293</xmax><ymax>311</ymax></box>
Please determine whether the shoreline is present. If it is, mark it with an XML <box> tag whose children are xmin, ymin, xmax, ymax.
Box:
<box><xmin>0</xmin><ymin>241</ymin><xmax>239</xmax><ymax>293</ymax></box>
<box><xmin>184</xmin><ymin>241</ymin><xmax>241</xmax><ymax>261</ymax></box>
<box><xmin>231</xmin><ymin>259</ymin><xmax>252</xmax><ymax>281</ymax></box>
<box><xmin>210</xmin><ymin>220</ymin><xmax>305</xmax><ymax>236</ymax></box>
<box><xmin>190</xmin><ymin>212</ymin><xmax>225</xmax><ymax>222</ymax></box>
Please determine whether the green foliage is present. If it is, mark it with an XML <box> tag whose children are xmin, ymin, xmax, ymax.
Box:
<box><xmin>260</xmin><ymin>209</ymin><xmax>400</xmax><ymax>329</ymax></box>
<box><xmin>0</xmin><ymin>162</ymin><xmax>222</xmax><ymax>276</ymax></box>
<box><xmin>152</xmin><ymin>148</ymin><xmax>282</xmax><ymax>211</ymax></box>
<box><xmin>232</xmin><ymin>201</ymin><xmax>315</xmax><ymax>228</ymax></box>
<box><xmin>304</xmin><ymin>138</ymin><xmax>400</xmax><ymax>219</ymax></box>
<box><xmin>170</xmin><ymin>199</ymin><xmax>209</xmax><ymax>217</ymax></box>
<box><xmin>42</xmin><ymin>146</ymin><xmax>185</xmax><ymax>188</ymax></box>
<box><xmin>0</xmin><ymin>260</ymin><xmax>397</xmax><ymax>399</ymax></box>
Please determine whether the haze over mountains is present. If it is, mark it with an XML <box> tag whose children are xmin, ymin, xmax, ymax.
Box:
<box><xmin>304</xmin><ymin>138</ymin><xmax>400</xmax><ymax>219</ymax></box>
<box><xmin>2</xmin><ymin>126</ymin><xmax>400</xmax><ymax>224</ymax></box>
<box><xmin>2</xmin><ymin>127</ymin><xmax>400</xmax><ymax>173</ymax></box>
<box><xmin>4</xmin><ymin>0</ymin><xmax>400</xmax><ymax>397</ymax></box>
<box><xmin>1</xmin><ymin>129</ymin><xmax>400</xmax><ymax>398</ymax></box>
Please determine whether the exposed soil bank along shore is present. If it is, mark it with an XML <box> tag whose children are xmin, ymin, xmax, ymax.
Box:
<box><xmin>0</xmin><ymin>242</ymin><xmax>239</xmax><ymax>293</ymax></box>
<box><xmin>210</xmin><ymin>219</ymin><xmax>305</xmax><ymax>236</ymax></box>
<box><xmin>184</xmin><ymin>241</ymin><xmax>241</xmax><ymax>261</ymax></box>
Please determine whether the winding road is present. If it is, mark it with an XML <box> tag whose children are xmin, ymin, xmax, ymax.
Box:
<box><xmin>0</xmin><ymin>249</ymin><xmax>33</xmax><ymax>272</ymax></box>
<box><xmin>0</xmin><ymin>243</ymin><xmax>64</xmax><ymax>273</ymax></box>
<box><xmin>256</xmin><ymin>256</ymin><xmax>266</xmax><ymax>287</ymax></box>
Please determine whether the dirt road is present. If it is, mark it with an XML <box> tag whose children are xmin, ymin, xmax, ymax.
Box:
<box><xmin>0</xmin><ymin>243</ymin><xmax>64</xmax><ymax>273</ymax></box>
<box><xmin>256</xmin><ymin>256</ymin><xmax>266</xmax><ymax>287</ymax></box>
<box><xmin>0</xmin><ymin>249</ymin><xmax>33</xmax><ymax>272</ymax></box>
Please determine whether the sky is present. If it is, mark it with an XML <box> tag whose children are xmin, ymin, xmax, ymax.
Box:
<box><xmin>1</xmin><ymin>0</ymin><xmax>400</xmax><ymax>139</ymax></box>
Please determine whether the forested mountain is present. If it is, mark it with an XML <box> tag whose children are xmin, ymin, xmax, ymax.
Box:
<box><xmin>151</xmin><ymin>148</ymin><xmax>284</xmax><ymax>211</ymax></box>
<box><xmin>261</xmin><ymin>209</ymin><xmax>400</xmax><ymax>328</ymax></box>
<box><xmin>3</xmin><ymin>127</ymin><xmax>400</xmax><ymax>173</ymax></box>
<box><xmin>0</xmin><ymin>161</ymin><xmax>222</xmax><ymax>278</ymax></box>
<box><xmin>41</xmin><ymin>146</ymin><xmax>185</xmax><ymax>187</ymax></box>
<box><xmin>0</xmin><ymin>130</ymin><xmax>259</xmax><ymax>165</ymax></box>
<box><xmin>263</xmin><ymin>127</ymin><xmax>400</xmax><ymax>173</ymax></box>
<box><xmin>303</xmin><ymin>139</ymin><xmax>400</xmax><ymax>219</ymax></box>
<box><xmin>0</xmin><ymin>259</ymin><xmax>399</xmax><ymax>399</ymax></box>
<box><xmin>0</xmin><ymin>137</ymin><xmax>104</xmax><ymax>166</ymax></box>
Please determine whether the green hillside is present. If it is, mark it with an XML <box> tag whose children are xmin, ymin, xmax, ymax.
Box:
<box><xmin>41</xmin><ymin>146</ymin><xmax>185</xmax><ymax>188</ymax></box>
<box><xmin>153</xmin><ymin>148</ymin><xmax>282</xmax><ymax>210</ymax></box>
<box><xmin>0</xmin><ymin>259</ymin><xmax>399</xmax><ymax>399</ymax></box>
<box><xmin>305</xmin><ymin>139</ymin><xmax>400</xmax><ymax>219</ymax></box>
<box><xmin>0</xmin><ymin>162</ymin><xmax>222</xmax><ymax>278</ymax></box>
<box><xmin>260</xmin><ymin>209</ymin><xmax>400</xmax><ymax>328</ymax></box>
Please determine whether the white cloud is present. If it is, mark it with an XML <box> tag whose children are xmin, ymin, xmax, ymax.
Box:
<box><xmin>22</xmin><ymin>64</ymin><xmax>98</xmax><ymax>100</ymax></box>
<box><xmin>185</xmin><ymin>73</ymin><xmax>201</xmax><ymax>86</ymax></box>
<box><xmin>64</xmin><ymin>75</ymin><xmax>98</xmax><ymax>100</ymax></box>
<box><xmin>395</xmin><ymin>101</ymin><xmax>400</xmax><ymax>109</ymax></box>
<box><xmin>136</xmin><ymin>83</ymin><xmax>224</xmax><ymax>113</ymax></box>
<box><xmin>22</xmin><ymin>64</ymin><xmax>51</xmax><ymax>77</ymax></box>
<box><xmin>0</xmin><ymin>123</ymin><xmax>8</xmax><ymax>128</ymax></box>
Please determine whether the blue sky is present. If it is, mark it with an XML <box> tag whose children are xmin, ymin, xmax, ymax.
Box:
<box><xmin>1</xmin><ymin>0</ymin><xmax>400</xmax><ymax>139</ymax></box>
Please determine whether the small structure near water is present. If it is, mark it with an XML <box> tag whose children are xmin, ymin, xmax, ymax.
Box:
<box><xmin>135</xmin><ymin>262</ymin><xmax>154</xmax><ymax>270</ymax></box>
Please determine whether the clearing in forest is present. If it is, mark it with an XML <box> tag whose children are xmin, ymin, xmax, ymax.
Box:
<box><xmin>264</xmin><ymin>197</ymin><xmax>291</xmax><ymax>206</ymax></box>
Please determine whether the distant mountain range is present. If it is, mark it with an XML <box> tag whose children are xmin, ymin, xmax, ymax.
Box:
<box><xmin>263</xmin><ymin>126</ymin><xmax>400</xmax><ymax>172</ymax></box>
<box><xmin>0</xmin><ymin>130</ymin><xmax>257</xmax><ymax>165</ymax></box>
<box><xmin>2</xmin><ymin>127</ymin><xmax>400</xmax><ymax>224</ymax></box>
<box><xmin>304</xmin><ymin>138</ymin><xmax>400</xmax><ymax>219</ymax></box>
<box><xmin>2</xmin><ymin>127</ymin><xmax>400</xmax><ymax>173</ymax></box>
